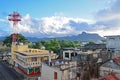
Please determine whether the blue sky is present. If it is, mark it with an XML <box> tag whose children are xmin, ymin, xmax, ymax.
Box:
<box><xmin>0</xmin><ymin>0</ymin><xmax>107</xmax><ymax>19</ymax></box>
<box><xmin>0</xmin><ymin>0</ymin><xmax>120</xmax><ymax>37</ymax></box>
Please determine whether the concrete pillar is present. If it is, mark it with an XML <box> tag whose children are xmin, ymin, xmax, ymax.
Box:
<box><xmin>63</xmin><ymin>51</ymin><xmax>65</xmax><ymax>59</ymax></box>
<box><xmin>48</xmin><ymin>51</ymin><xmax>51</xmax><ymax>66</ymax></box>
<box><xmin>69</xmin><ymin>50</ymin><xmax>71</xmax><ymax>60</ymax></box>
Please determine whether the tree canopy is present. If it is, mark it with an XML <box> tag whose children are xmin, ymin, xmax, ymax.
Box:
<box><xmin>88</xmin><ymin>41</ymin><xmax>95</xmax><ymax>44</ymax></box>
<box><xmin>3</xmin><ymin>34</ymin><xmax>28</xmax><ymax>47</ymax></box>
<box><xmin>3</xmin><ymin>34</ymin><xmax>80</xmax><ymax>54</ymax></box>
<box><xmin>29</xmin><ymin>39</ymin><xmax>79</xmax><ymax>53</ymax></box>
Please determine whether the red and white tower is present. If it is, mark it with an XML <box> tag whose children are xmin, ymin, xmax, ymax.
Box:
<box><xmin>8</xmin><ymin>12</ymin><xmax>21</xmax><ymax>45</ymax></box>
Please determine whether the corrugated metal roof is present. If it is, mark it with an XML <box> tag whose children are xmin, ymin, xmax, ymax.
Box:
<box><xmin>104</xmin><ymin>73</ymin><xmax>119</xmax><ymax>80</ymax></box>
<box><xmin>113</xmin><ymin>57</ymin><xmax>120</xmax><ymax>65</ymax></box>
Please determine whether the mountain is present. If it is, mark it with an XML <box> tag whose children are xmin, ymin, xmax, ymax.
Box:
<box><xmin>0</xmin><ymin>37</ymin><xmax>6</xmax><ymax>41</ymax></box>
<box><xmin>27</xmin><ymin>32</ymin><xmax>103</xmax><ymax>42</ymax></box>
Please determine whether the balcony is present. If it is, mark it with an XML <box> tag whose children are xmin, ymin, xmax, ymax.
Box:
<box><xmin>14</xmin><ymin>59</ymin><xmax>41</xmax><ymax>68</ymax></box>
<box><xmin>26</xmin><ymin>61</ymin><xmax>41</xmax><ymax>68</ymax></box>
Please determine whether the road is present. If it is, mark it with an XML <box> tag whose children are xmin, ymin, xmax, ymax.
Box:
<box><xmin>0</xmin><ymin>61</ymin><xmax>23</xmax><ymax>80</ymax></box>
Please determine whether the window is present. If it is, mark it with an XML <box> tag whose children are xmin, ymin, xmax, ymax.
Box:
<box><xmin>32</xmin><ymin>57</ymin><xmax>37</xmax><ymax>62</ymax></box>
<box><xmin>71</xmin><ymin>52</ymin><xmax>77</xmax><ymax>57</ymax></box>
<box><xmin>65</xmin><ymin>52</ymin><xmax>69</xmax><ymax>58</ymax></box>
<box><xmin>54</xmin><ymin>72</ymin><xmax>57</xmax><ymax>80</ymax></box>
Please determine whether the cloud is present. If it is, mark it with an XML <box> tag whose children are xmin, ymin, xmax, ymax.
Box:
<box><xmin>0</xmin><ymin>18</ymin><xmax>6</xmax><ymax>22</ymax></box>
<box><xmin>2</xmin><ymin>0</ymin><xmax>120</xmax><ymax>37</ymax></box>
<box><xmin>0</xmin><ymin>30</ymin><xmax>10</xmax><ymax>36</ymax></box>
<box><xmin>92</xmin><ymin>0</ymin><xmax>120</xmax><ymax>36</ymax></box>
<box><xmin>95</xmin><ymin>0</ymin><xmax>120</xmax><ymax>21</ymax></box>
<box><xmin>9</xmin><ymin>14</ymin><xmax>93</xmax><ymax>38</ymax></box>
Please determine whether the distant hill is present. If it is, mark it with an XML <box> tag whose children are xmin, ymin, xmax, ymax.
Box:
<box><xmin>0</xmin><ymin>37</ymin><xmax>6</xmax><ymax>41</ymax></box>
<box><xmin>27</xmin><ymin>32</ymin><xmax>103</xmax><ymax>42</ymax></box>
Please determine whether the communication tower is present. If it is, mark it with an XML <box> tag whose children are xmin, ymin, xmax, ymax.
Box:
<box><xmin>8</xmin><ymin>12</ymin><xmax>21</xmax><ymax>45</ymax></box>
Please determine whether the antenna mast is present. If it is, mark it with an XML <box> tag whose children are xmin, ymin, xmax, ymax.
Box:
<box><xmin>8</xmin><ymin>12</ymin><xmax>21</xmax><ymax>45</ymax></box>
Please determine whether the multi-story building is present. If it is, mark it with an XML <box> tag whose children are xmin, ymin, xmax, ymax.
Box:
<box><xmin>105</xmin><ymin>35</ymin><xmax>120</xmax><ymax>58</ymax></box>
<box><xmin>11</xmin><ymin>44</ymin><xmax>57</xmax><ymax>76</ymax></box>
<box><xmin>62</xmin><ymin>47</ymin><xmax>107</xmax><ymax>62</ymax></box>
<box><xmin>62</xmin><ymin>48</ymin><xmax>79</xmax><ymax>60</ymax></box>
<box><xmin>41</xmin><ymin>48</ymin><xmax>106</xmax><ymax>80</ymax></box>
<box><xmin>41</xmin><ymin>59</ymin><xmax>77</xmax><ymax>80</ymax></box>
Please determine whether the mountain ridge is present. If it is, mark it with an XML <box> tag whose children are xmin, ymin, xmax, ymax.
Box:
<box><xmin>0</xmin><ymin>32</ymin><xmax>103</xmax><ymax>42</ymax></box>
<box><xmin>27</xmin><ymin>32</ymin><xmax>103</xmax><ymax>42</ymax></box>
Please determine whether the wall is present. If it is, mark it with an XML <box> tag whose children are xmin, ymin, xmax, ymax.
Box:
<box><xmin>17</xmin><ymin>45</ymin><xmax>28</xmax><ymax>52</ymax></box>
<box><xmin>106</xmin><ymin>36</ymin><xmax>120</xmax><ymax>57</ymax></box>
<box><xmin>106</xmin><ymin>36</ymin><xmax>120</xmax><ymax>49</ymax></box>
<box><xmin>41</xmin><ymin>63</ymin><xmax>62</xmax><ymax>80</ymax></box>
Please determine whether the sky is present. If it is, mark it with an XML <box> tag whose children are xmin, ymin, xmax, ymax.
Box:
<box><xmin>0</xmin><ymin>0</ymin><xmax>119</xmax><ymax>37</ymax></box>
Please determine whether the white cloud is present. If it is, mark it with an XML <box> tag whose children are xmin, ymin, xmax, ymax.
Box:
<box><xmin>91</xmin><ymin>0</ymin><xmax>120</xmax><ymax>36</ymax></box>
<box><xmin>0</xmin><ymin>18</ymin><xmax>6</xmax><ymax>22</ymax></box>
<box><xmin>8</xmin><ymin>14</ymin><xmax>93</xmax><ymax>37</ymax></box>
<box><xmin>5</xmin><ymin>0</ymin><xmax>120</xmax><ymax>37</ymax></box>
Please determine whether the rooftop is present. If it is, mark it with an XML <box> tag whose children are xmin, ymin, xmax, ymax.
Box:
<box><xmin>84</xmin><ymin>44</ymin><xmax>106</xmax><ymax>50</ymax></box>
<box><xmin>113</xmin><ymin>57</ymin><xmax>120</xmax><ymax>65</ymax></box>
<box><xmin>15</xmin><ymin>49</ymin><xmax>50</xmax><ymax>56</ymax></box>
<box><xmin>62</xmin><ymin>47</ymin><xmax>80</xmax><ymax>51</ymax></box>
<box><xmin>44</xmin><ymin>59</ymin><xmax>77</xmax><ymax>71</ymax></box>
<box><xmin>99</xmin><ymin>73</ymin><xmax>119</xmax><ymax>80</ymax></box>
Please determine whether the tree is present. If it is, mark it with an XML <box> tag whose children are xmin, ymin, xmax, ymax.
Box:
<box><xmin>34</xmin><ymin>42</ymin><xmax>42</xmax><ymax>49</ymax></box>
<box><xmin>3</xmin><ymin>35</ymin><xmax>12</xmax><ymax>47</ymax></box>
<box><xmin>88</xmin><ymin>41</ymin><xmax>95</xmax><ymax>44</ymax></box>
<box><xmin>3</xmin><ymin>34</ymin><xmax>28</xmax><ymax>47</ymax></box>
<box><xmin>59</xmin><ymin>40</ymin><xmax>79</xmax><ymax>48</ymax></box>
<box><xmin>44</xmin><ymin>39</ymin><xmax>61</xmax><ymax>53</ymax></box>
<box><xmin>17</xmin><ymin>34</ymin><xmax>28</xmax><ymax>44</ymax></box>
<box><xmin>59</xmin><ymin>40</ymin><xmax>68</xmax><ymax>48</ymax></box>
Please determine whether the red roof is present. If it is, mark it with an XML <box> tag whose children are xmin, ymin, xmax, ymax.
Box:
<box><xmin>104</xmin><ymin>73</ymin><xmax>119</xmax><ymax>80</ymax></box>
<box><xmin>113</xmin><ymin>57</ymin><xmax>120</xmax><ymax>65</ymax></box>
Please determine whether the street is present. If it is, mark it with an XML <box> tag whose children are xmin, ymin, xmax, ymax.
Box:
<box><xmin>0</xmin><ymin>61</ymin><xmax>23</xmax><ymax>80</ymax></box>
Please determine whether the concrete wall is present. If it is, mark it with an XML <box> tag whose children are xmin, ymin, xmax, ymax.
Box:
<box><xmin>41</xmin><ymin>63</ymin><xmax>62</xmax><ymax>80</ymax></box>
<box><xmin>106</xmin><ymin>36</ymin><xmax>120</xmax><ymax>49</ymax></box>
<box><xmin>106</xmin><ymin>36</ymin><xmax>120</xmax><ymax>57</ymax></box>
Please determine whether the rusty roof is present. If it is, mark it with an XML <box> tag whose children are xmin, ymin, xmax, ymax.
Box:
<box><xmin>113</xmin><ymin>57</ymin><xmax>120</xmax><ymax>65</ymax></box>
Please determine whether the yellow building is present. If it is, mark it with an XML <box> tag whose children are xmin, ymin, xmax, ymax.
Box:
<box><xmin>11</xmin><ymin>44</ymin><xmax>57</xmax><ymax>76</ymax></box>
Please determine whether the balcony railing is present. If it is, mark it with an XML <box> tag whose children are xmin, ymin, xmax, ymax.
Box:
<box><xmin>14</xmin><ymin>59</ymin><xmax>41</xmax><ymax>68</ymax></box>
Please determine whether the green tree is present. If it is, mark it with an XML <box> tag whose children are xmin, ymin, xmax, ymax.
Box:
<box><xmin>88</xmin><ymin>41</ymin><xmax>95</xmax><ymax>44</ymax></box>
<box><xmin>17</xmin><ymin>34</ymin><xmax>28</xmax><ymax>44</ymax></box>
<box><xmin>3</xmin><ymin>35</ymin><xmax>12</xmax><ymax>47</ymax></box>
<box><xmin>44</xmin><ymin>39</ymin><xmax>61</xmax><ymax>53</ymax></box>
<box><xmin>3</xmin><ymin>34</ymin><xmax>28</xmax><ymax>47</ymax></box>
<box><xmin>59</xmin><ymin>40</ymin><xmax>68</xmax><ymax>48</ymax></box>
<box><xmin>34</xmin><ymin>42</ymin><xmax>42</xmax><ymax>49</ymax></box>
<box><xmin>59</xmin><ymin>40</ymin><xmax>79</xmax><ymax>48</ymax></box>
<box><xmin>68</xmin><ymin>41</ymin><xmax>76</xmax><ymax>47</ymax></box>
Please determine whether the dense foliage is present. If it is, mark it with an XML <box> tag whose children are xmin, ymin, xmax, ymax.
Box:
<box><xmin>3</xmin><ymin>34</ymin><xmax>28</xmax><ymax>47</ymax></box>
<box><xmin>3</xmin><ymin>34</ymin><xmax>95</xmax><ymax>53</ymax></box>
<box><xmin>28</xmin><ymin>39</ymin><xmax>79</xmax><ymax>53</ymax></box>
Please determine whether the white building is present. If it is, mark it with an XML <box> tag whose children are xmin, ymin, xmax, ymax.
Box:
<box><xmin>105</xmin><ymin>36</ymin><xmax>120</xmax><ymax>58</ymax></box>
<box><xmin>41</xmin><ymin>60</ymin><xmax>77</xmax><ymax>80</ymax></box>
<box><xmin>62</xmin><ymin>48</ymin><xmax>80</xmax><ymax>60</ymax></box>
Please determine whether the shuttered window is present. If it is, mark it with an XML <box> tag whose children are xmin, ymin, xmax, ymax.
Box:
<box><xmin>54</xmin><ymin>72</ymin><xmax>57</xmax><ymax>80</ymax></box>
